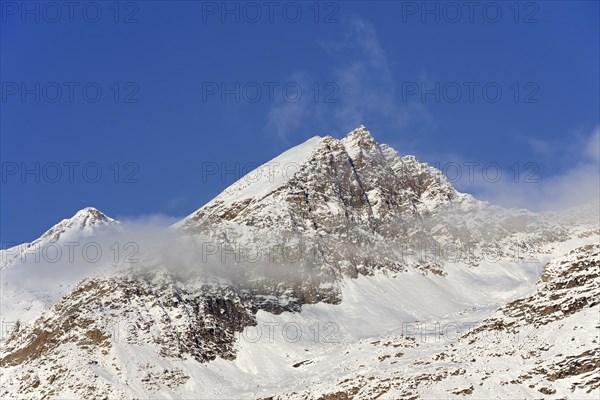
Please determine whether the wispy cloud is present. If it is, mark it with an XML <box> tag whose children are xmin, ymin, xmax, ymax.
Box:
<box><xmin>584</xmin><ymin>126</ymin><xmax>600</xmax><ymax>162</ymax></box>
<box><xmin>264</xmin><ymin>71</ymin><xmax>316</xmax><ymax>141</ymax></box>
<box><xmin>264</xmin><ymin>17</ymin><xmax>431</xmax><ymax>141</ymax></box>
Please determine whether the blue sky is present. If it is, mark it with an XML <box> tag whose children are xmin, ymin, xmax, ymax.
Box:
<box><xmin>1</xmin><ymin>0</ymin><xmax>599</xmax><ymax>246</ymax></box>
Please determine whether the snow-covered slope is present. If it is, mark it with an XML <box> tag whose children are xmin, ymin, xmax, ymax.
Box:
<box><xmin>1</xmin><ymin>237</ymin><xmax>596</xmax><ymax>399</ymax></box>
<box><xmin>276</xmin><ymin>242</ymin><xmax>599</xmax><ymax>399</ymax></box>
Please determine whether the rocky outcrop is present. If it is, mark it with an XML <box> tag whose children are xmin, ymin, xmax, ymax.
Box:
<box><xmin>0</xmin><ymin>268</ymin><xmax>256</xmax><ymax>399</ymax></box>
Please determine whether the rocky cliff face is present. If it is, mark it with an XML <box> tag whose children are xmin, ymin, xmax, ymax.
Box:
<box><xmin>0</xmin><ymin>267</ymin><xmax>258</xmax><ymax>399</ymax></box>
<box><xmin>176</xmin><ymin>126</ymin><xmax>573</xmax><ymax>299</ymax></box>
<box><xmin>176</xmin><ymin>127</ymin><xmax>483</xmax><ymax>301</ymax></box>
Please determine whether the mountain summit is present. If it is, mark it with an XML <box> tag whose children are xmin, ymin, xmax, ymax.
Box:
<box><xmin>1</xmin><ymin>207</ymin><xmax>118</xmax><ymax>270</ymax></box>
<box><xmin>38</xmin><ymin>207</ymin><xmax>118</xmax><ymax>243</ymax></box>
<box><xmin>341</xmin><ymin>124</ymin><xmax>379</xmax><ymax>155</ymax></box>
<box><xmin>180</xmin><ymin>126</ymin><xmax>471</xmax><ymax>228</ymax></box>
<box><xmin>177</xmin><ymin>127</ymin><xmax>477</xmax><ymax>288</ymax></box>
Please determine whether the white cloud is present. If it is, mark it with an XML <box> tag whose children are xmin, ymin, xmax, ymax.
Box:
<box><xmin>264</xmin><ymin>17</ymin><xmax>431</xmax><ymax>140</ymax></box>
<box><xmin>457</xmin><ymin>126</ymin><xmax>600</xmax><ymax>211</ymax></box>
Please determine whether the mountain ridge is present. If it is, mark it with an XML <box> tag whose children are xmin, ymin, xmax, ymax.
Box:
<box><xmin>1</xmin><ymin>126</ymin><xmax>598</xmax><ymax>399</ymax></box>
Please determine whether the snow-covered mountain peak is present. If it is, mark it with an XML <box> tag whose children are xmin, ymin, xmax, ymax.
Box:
<box><xmin>344</xmin><ymin>124</ymin><xmax>373</xmax><ymax>140</ymax></box>
<box><xmin>72</xmin><ymin>206</ymin><xmax>115</xmax><ymax>227</ymax></box>
<box><xmin>341</xmin><ymin>125</ymin><xmax>378</xmax><ymax>157</ymax></box>
<box><xmin>0</xmin><ymin>207</ymin><xmax>119</xmax><ymax>271</ymax></box>
<box><xmin>174</xmin><ymin>127</ymin><xmax>488</xmax><ymax>294</ymax></box>
<box><xmin>178</xmin><ymin>127</ymin><xmax>475</xmax><ymax>232</ymax></box>
<box><xmin>72</xmin><ymin>206</ymin><xmax>108</xmax><ymax>220</ymax></box>
<box><xmin>344</xmin><ymin>124</ymin><xmax>374</xmax><ymax>138</ymax></box>
<box><xmin>39</xmin><ymin>207</ymin><xmax>118</xmax><ymax>243</ymax></box>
